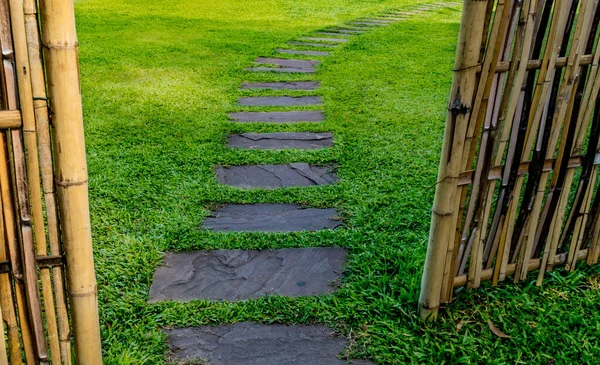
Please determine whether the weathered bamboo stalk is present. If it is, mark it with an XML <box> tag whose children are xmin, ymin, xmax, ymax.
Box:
<box><xmin>419</xmin><ymin>0</ymin><xmax>489</xmax><ymax>320</ymax></box>
<box><xmin>38</xmin><ymin>0</ymin><xmax>103</xmax><ymax>361</ymax></box>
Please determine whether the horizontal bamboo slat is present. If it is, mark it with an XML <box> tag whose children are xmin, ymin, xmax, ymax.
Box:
<box><xmin>0</xmin><ymin>110</ymin><xmax>21</xmax><ymax>128</ymax></box>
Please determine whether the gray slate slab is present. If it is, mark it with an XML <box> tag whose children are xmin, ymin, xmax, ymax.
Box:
<box><xmin>246</xmin><ymin>67</ymin><xmax>315</xmax><ymax>73</ymax></box>
<box><xmin>301</xmin><ymin>37</ymin><xmax>348</xmax><ymax>43</ymax></box>
<box><xmin>227</xmin><ymin>132</ymin><xmax>333</xmax><ymax>150</ymax></box>
<box><xmin>276</xmin><ymin>49</ymin><xmax>331</xmax><ymax>56</ymax></box>
<box><xmin>215</xmin><ymin>163</ymin><xmax>337</xmax><ymax>189</ymax></box>
<box><xmin>203</xmin><ymin>204</ymin><xmax>342</xmax><ymax>232</ymax></box>
<box><xmin>361</xmin><ymin>18</ymin><xmax>397</xmax><ymax>23</ymax></box>
<box><xmin>238</xmin><ymin>96</ymin><xmax>322</xmax><ymax>106</ymax></box>
<box><xmin>350</xmin><ymin>22</ymin><xmax>389</xmax><ymax>26</ymax></box>
<box><xmin>229</xmin><ymin>111</ymin><xmax>324</xmax><ymax>123</ymax></box>
<box><xmin>316</xmin><ymin>32</ymin><xmax>353</xmax><ymax>37</ymax></box>
<box><xmin>241</xmin><ymin>81</ymin><xmax>320</xmax><ymax>90</ymax></box>
<box><xmin>256</xmin><ymin>57</ymin><xmax>319</xmax><ymax>69</ymax></box>
<box><xmin>288</xmin><ymin>42</ymin><xmax>338</xmax><ymax>48</ymax></box>
<box><xmin>165</xmin><ymin>323</ymin><xmax>373</xmax><ymax>365</ymax></box>
<box><xmin>149</xmin><ymin>247</ymin><xmax>347</xmax><ymax>302</ymax></box>
<box><xmin>326</xmin><ymin>28</ymin><xmax>365</xmax><ymax>34</ymax></box>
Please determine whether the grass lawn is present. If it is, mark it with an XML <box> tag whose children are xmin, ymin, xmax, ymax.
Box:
<box><xmin>76</xmin><ymin>0</ymin><xmax>600</xmax><ymax>363</ymax></box>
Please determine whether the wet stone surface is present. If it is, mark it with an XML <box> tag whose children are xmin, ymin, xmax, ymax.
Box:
<box><xmin>203</xmin><ymin>204</ymin><xmax>342</xmax><ymax>232</ymax></box>
<box><xmin>165</xmin><ymin>323</ymin><xmax>373</xmax><ymax>365</ymax></box>
<box><xmin>288</xmin><ymin>41</ymin><xmax>338</xmax><ymax>48</ymax></box>
<box><xmin>149</xmin><ymin>247</ymin><xmax>347</xmax><ymax>302</ymax></box>
<box><xmin>238</xmin><ymin>96</ymin><xmax>322</xmax><ymax>106</ymax></box>
<box><xmin>215</xmin><ymin>163</ymin><xmax>337</xmax><ymax>189</ymax></box>
<box><xmin>229</xmin><ymin>111</ymin><xmax>324</xmax><ymax>123</ymax></box>
<box><xmin>276</xmin><ymin>49</ymin><xmax>331</xmax><ymax>56</ymax></box>
<box><xmin>227</xmin><ymin>132</ymin><xmax>333</xmax><ymax>150</ymax></box>
<box><xmin>241</xmin><ymin>81</ymin><xmax>320</xmax><ymax>90</ymax></box>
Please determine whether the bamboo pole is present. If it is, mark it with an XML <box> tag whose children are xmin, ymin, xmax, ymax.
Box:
<box><xmin>419</xmin><ymin>0</ymin><xmax>489</xmax><ymax>320</ymax></box>
<box><xmin>24</xmin><ymin>0</ymin><xmax>72</xmax><ymax>361</ymax></box>
<box><xmin>38</xmin><ymin>0</ymin><xmax>103</xmax><ymax>361</ymax></box>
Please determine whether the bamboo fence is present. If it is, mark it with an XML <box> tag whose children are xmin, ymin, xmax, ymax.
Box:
<box><xmin>420</xmin><ymin>0</ymin><xmax>600</xmax><ymax>319</ymax></box>
<box><xmin>0</xmin><ymin>0</ymin><xmax>102</xmax><ymax>362</ymax></box>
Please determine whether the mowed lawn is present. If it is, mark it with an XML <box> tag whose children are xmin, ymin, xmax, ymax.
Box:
<box><xmin>76</xmin><ymin>0</ymin><xmax>600</xmax><ymax>364</ymax></box>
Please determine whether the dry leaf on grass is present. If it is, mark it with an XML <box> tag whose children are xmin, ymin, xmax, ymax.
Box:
<box><xmin>487</xmin><ymin>318</ymin><xmax>511</xmax><ymax>339</ymax></box>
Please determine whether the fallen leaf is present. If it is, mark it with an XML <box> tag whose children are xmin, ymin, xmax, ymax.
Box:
<box><xmin>487</xmin><ymin>318</ymin><xmax>511</xmax><ymax>339</ymax></box>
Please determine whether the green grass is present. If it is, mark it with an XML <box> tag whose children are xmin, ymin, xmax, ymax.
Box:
<box><xmin>76</xmin><ymin>0</ymin><xmax>600</xmax><ymax>364</ymax></box>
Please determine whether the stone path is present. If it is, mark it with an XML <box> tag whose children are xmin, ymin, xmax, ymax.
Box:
<box><xmin>149</xmin><ymin>247</ymin><xmax>346</xmax><ymax>302</ymax></box>
<box><xmin>227</xmin><ymin>132</ymin><xmax>333</xmax><ymax>150</ymax></box>
<box><xmin>152</xmin><ymin>2</ymin><xmax>459</xmax><ymax>363</ymax></box>
<box><xmin>166</xmin><ymin>323</ymin><xmax>373</xmax><ymax>365</ymax></box>
<box><xmin>216</xmin><ymin>163</ymin><xmax>337</xmax><ymax>189</ymax></box>
<box><xmin>203</xmin><ymin>204</ymin><xmax>342</xmax><ymax>232</ymax></box>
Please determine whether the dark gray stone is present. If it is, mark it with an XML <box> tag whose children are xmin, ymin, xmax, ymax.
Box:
<box><xmin>227</xmin><ymin>132</ymin><xmax>333</xmax><ymax>150</ymax></box>
<box><xmin>229</xmin><ymin>111</ymin><xmax>324</xmax><ymax>123</ymax></box>
<box><xmin>288</xmin><ymin>42</ymin><xmax>338</xmax><ymax>48</ymax></box>
<box><xmin>326</xmin><ymin>28</ymin><xmax>365</xmax><ymax>34</ymax></box>
<box><xmin>300</xmin><ymin>37</ymin><xmax>348</xmax><ymax>43</ymax></box>
<box><xmin>215</xmin><ymin>163</ymin><xmax>337</xmax><ymax>189</ymax></box>
<box><xmin>315</xmin><ymin>32</ymin><xmax>353</xmax><ymax>37</ymax></box>
<box><xmin>238</xmin><ymin>96</ymin><xmax>322</xmax><ymax>106</ymax></box>
<box><xmin>256</xmin><ymin>57</ymin><xmax>319</xmax><ymax>69</ymax></box>
<box><xmin>246</xmin><ymin>67</ymin><xmax>315</xmax><ymax>74</ymax></box>
<box><xmin>149</xmin><ymin>247</ymin><xmax>347</xmax><ymax>302</ymax></box>
<box><xmin>241</xmin><ymin>81</ymin><xmax>320</xmax><ymax>90</ymax></box>
<box><xmin>350</xmin><ymin>22</ymin><xmax>389</xmax><ymax>27</ymax></box>
<box><xmin>203</xmin><ymin>204</ymin><xmax>342</xmax><ymax>232</ymax></box>
<box><xmin>165</xmin><ymin>323</ymin><xmax>373</xmax><ymax>365</ymax></box>
<box><xmin>361</xmin><ymin>18</ymin><xmax>396</xmax><ymax>23</ymax></box>
<box><xmin>276</xmin><ymin>49</ymin><xmax>331</xmax><ymax>56</ymax></box>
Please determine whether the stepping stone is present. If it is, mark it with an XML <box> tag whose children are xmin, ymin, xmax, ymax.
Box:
<box><xmin>241</xmin><ymin>81</ymin><xmax>320</xmax><ymax>90</ymax></box>
<box><xmin>326</xmin><ymin>28</ymin><xmax>365</xmax><ymax>34</ymax></box>
<box><xmin>203</xmin><ymin>204</ymin><xmax>342</xmax><ymax>232</ymax></box>
<box><xmin>229</xmin><ymin>111</ymin><xmax>324</xmax><ymax>123</ymax></box>
<box><xmin>315</xmin><ymin>32</ymin><xmax>353</xmax><ymax>37</ymax></box>
<box><xmin>165</xmin><ymin>323</ymin><xmax>373</xmax><ymax>365</ymax></box>
<box><xmin>256</xmin><ymin>57</ymin><xmax>319</xmax><ymax>69</ymax></box>
<box><xmin>149</xmin><ymin>247</ymin><xmax>347</xmax><ymax>302</ymax></box>
<box><xmin>238</xmin><ymin>96</ymin><xmax>322</xmax><ymax>106</ymax></box>
<box><xmin>246</xmin><ymin>67</ymin><xmax>314</xmax><ymax>73</ymax></box>
<box><xmin>300</xmin><ymin>37</ymin><xmax>348</xmax><ymax>43</ymax></box>
<box><xmin>276</xmin><ymin>49</ymin><xmax>331</xmax><ymax>56</ymax></box>
<box><xmin>288</xmin><ymin>42</ymin><xmax>338</xmax><ymax>48</ymax></box>
<box><xmin>215</xmin><ymin>163</ymin><xmax>337</xmax><ymax>189</ymax></box>
<box><xmin>227</xmin><ymin>132</ymin><xmax>333</xmax><ymax>150</ymax></box>
<box><xmin>351</xmin><ymin>22</ymin><xmax>389</xmax><ymax>27</ymax></box>
<box><xmin>362</xmin><ymin>18</ymin><xmax>397</xmax><ymax>23</ymax></box>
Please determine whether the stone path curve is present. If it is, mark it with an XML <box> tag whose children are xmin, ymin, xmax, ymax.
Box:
<box><xmin>151</xmin><ymin>3</ymin><xmax>460</xmax><ymax>364</ymax></box>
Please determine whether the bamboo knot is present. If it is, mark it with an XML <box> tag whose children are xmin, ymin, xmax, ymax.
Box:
<box><xmin>43</xmin><ymin>43</ymin><xmax>79</xmax><ymax>51</ymax></box>
<box><xmin>453</xmin><ymin>62</ymin><xmax>482</xmax><ymax>73</ymax></box>
<box><xmin>69</xmin><ymin>287</ymin><xmax>97</xmax><ymax>298</ymax></box>
<box><xmin>55</xmin><ymin>179</ymin><xmax>88</xmax><ymax>187</ymax></box>
<box><xmin>432</xmin><ymin>208</ymin><xmax>454</xmax><ymax>217</ymax></box>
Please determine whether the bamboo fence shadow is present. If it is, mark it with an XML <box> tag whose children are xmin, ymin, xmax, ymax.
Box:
<box><xmin>0</xmin><ymin>0</ymin><xmax>102</xmax><ymax>363</ymax></box>
<box><xmin>420</xmin><ymin>0</ymin><xmax>600</xmax><ymax>319</ymax></box>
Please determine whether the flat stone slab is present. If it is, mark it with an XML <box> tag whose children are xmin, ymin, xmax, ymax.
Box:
<box><xmin>165</xmin><ymin>323</ymin><xmax>373</xmax><ymax>365</ymax></box>
<box><xmin>300</xmin><ymin>37</ymin><xmax>348</xmax><ymax>43</ymax></box>
<box><xmin>361</xmin><ymin>18</ymin><xmax>397</xmax><ymax>23</ymax></box>
<box><xmin>276</xmin><ymin>49</ymin><xmax>331</xmax><ymax>56</ymax></box>
<box><xmin>203</xmin><ymin>204</ymin><xmax>342</xmax><ymax>232</ymax></box>
<box><xmin>229</xmin><ymin>111</ymin><xmax>324</xmax><ymax>123</ymax></box>
<box><xmin>227</xmin><ymin>132</ymin><xmax>333</xmax><ymax>150</ymax></box>
<box><xmin>238</xmin><ymin>96</ymin><xmax>322</xmax><ymax>106</ymax></box>
<box><xmin>350</xmin><ymin>22</ymin><xmax>389</xmax><ymax>26</ymax></box>
<box><xmin>316</xmin><ymin>32</ymin><xmax>353</xmax><ymax>37</ymax></box>
<box><xmin>215</xmin><ymin>163</ymin><xmax>337</xmax><ymax>189</ymax></box>
<box><xmin>246</xmin><ymin>67</ymin><xmax>315</xmax><ymax>73</ymax></box>
<box><xmin>149</xmin><ymin>247</ymin><xmax>347</xmax><ymax>302</ymax></box>
<box><xmin>288</xmin><ymin>42</ymin><xmax>338</xmax><ymax>48</ymax></box>
<box><xmin>241</xmin><ymin>81</ymin><xmax>319</xmax><ymax>90</ymax></box>
<box><xmin>327</xmin><ymin>28</ymin><xmax>365</xmax><ymax>34</ymax></box>
<box><xmin>256</xmin><ymin>57</ymin><xmax>319</xmax><ymax>69</ymax></box>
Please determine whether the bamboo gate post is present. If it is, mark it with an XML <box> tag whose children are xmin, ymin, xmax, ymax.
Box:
<box><xmin>38</xmin><ymin>0</ymin><xmax>103</xmax><ymax>362</ymax></box>
<box><xmin>419</xmin><ymin>0</ymin><xmax>489</xmax><ymax>320</ymax></box>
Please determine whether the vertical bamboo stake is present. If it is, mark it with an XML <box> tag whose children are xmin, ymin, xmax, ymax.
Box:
<box><xmin>24</xmin><ymin>0</ymin><xmax>72</xmax><ymax>361</ymax></box>
<box><xmin>419</xmin><ymin>0</ymin><xmax>489</xmax><ymax>320</ymax></box>
<box><xmin>38</xmin><ymin>0</ymin><xmax>103</xmax><ymax>361</ymax></box>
